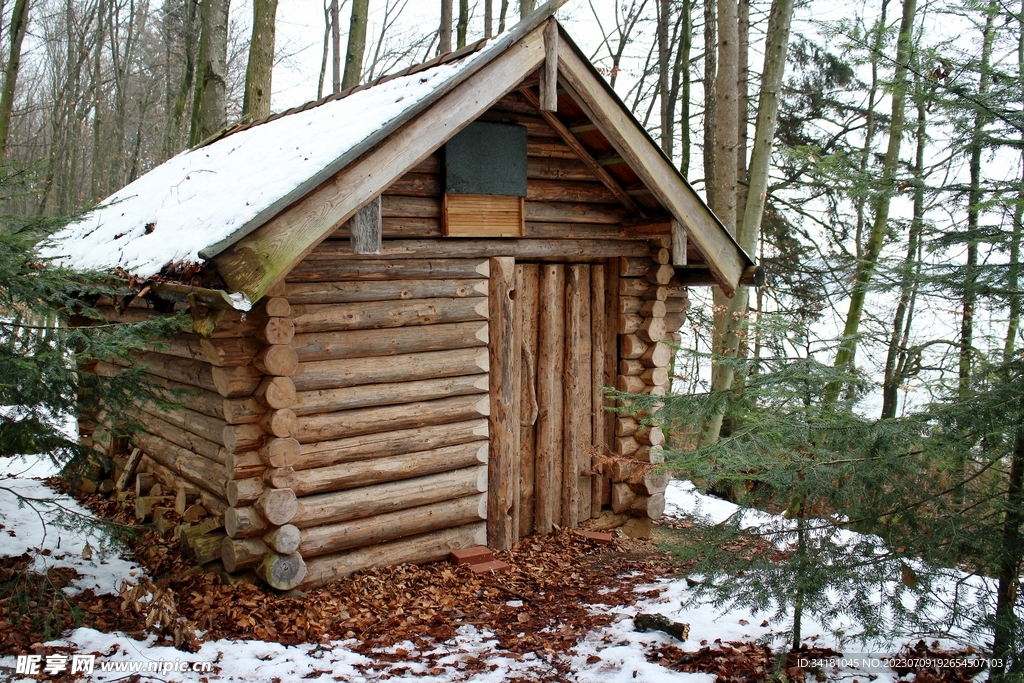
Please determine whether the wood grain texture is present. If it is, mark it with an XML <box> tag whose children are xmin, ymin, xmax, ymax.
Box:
<box><xmin>487</xmin><ymin>256</ymin><xmax>517</xmax><ymax>550</ymax></box>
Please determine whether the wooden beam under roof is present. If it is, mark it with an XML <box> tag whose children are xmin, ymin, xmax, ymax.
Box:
<box><xmin>555</xmin><ymin>28</ymin><xmax>749</xmax><ymax>296</ymax></box>
<box><xmin>518</xmin><ymin>87</ymin><xmax>644</xmax><ymax>217</ymax></box>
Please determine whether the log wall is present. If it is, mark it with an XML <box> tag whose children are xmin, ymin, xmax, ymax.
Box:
<box><xmin>81</xmin><ymin>89</ymin><xmax>688</xmax><ymax>588</ymax></box>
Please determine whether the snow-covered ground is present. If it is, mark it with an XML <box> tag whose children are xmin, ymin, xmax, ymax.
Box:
<box><xmin>0</xmin><ymin>456</ymin><xmax>990</xmax><ymax>681</ymax></box>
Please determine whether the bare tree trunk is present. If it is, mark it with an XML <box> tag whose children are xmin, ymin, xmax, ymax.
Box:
<box><xmin>485</xmin><ymin>0</ymin><xmax>493</xmax><ymax>37</ymax></box>
<box><xmin>0</xmin><ymin>0</ymin><xmax>30</xmax><ymax>162</ymax></box>
<box><xmin>703</xmin><ymin>0</ymin><xmax>794</xmax><ymax>444</ymax></box>
<box><xmin>189</xmin><ymin>0</ymin><xmax>231</xmax><ymax>147</ymax></box>
<box><xmin>881</xmin><ymin>79</ymin><xmax>927</xmax><ymax>420</ymax></box>
<box><xmin>166</xmin><ymin>0</ymin><xmax>199</xmax><ymax>157</ymax></box>
<box><xmin>342</xmin><ymin>0</ymin><xmax>368</xmax><ymax>89</ymax></box>
<box><xmin>89</xmin><ymin>0</ymin><xmax>105</xmax><ymax>200</ymax></box>
<box><xmin>457</xmin><ymin>0</ymin><xmax>469</xmax><ymax>48</ymax></box>
<box><xmin>520</xmin><ymin>0</ymin><xmax>535</xmax><ymax>19</ymax></box>
<box><xmin>331</xmin><ymin>0</ymin><xmax>341</xmax><ymax>93</ymax></box>
<box><xmin>243</xmin><ymin>0</ymin><xmax>278</xmax><ymax>121</ymax></box>
<box><xmin>498</xmin><ymin>0</ymin><xmax>509</xmax><ymax>32</ymax></box>
<box><xmin>736</xmin><ymin>0</ymin><xmax>749</xmax><ymax>222</ymax></box>
<box><xmin>701</xmin><ymin>0</ymin><xmax>739</xmax><ymax>444</ymax></box>
<box><xmin>958</xmin><ymin>0</ymin><xmax>997</xmax><ymax>401</ymax></box>
<box><xmin>677</xmin><ymin>0</ymin><xmax>692</xmax><ymax>175</ymax></box>
<box><xmin>657</xmin><ymin>0</ymin><xmax>672</xmax><ymax>156</ymax></box>
<box><xmin>701</xmin><ymin>0</ymin><xmax>716</xmax><ymax>190</ymax></box>
<box><xmin>825</xmin><ymin>0</ymin><xmax>917</xmax><ymax>405</ymax></box>
<box><xmin>440</xmin><ymin>0</ymin><xmax>453</xmax><ymax>53</ymax></box>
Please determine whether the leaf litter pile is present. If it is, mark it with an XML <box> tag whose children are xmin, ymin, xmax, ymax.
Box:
<box><xmin>1</xmin><ymin>477</ymin><xmax>989</xmax><ymax>682</ymax></box>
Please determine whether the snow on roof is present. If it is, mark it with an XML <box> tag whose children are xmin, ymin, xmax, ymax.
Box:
<box><xmin>41</xmin><ymin>49</ymin><xmax>490</xmax><ymax>279</ymax></box>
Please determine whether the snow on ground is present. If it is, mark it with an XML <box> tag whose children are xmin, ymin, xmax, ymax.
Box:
<box><xmin>0</xmin><ymin>455</ymin><xmax>988</xmax><ymax>681</ymax></box>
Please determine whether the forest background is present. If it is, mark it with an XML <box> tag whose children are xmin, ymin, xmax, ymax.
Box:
<box><xmin>0</xmin><ymin>0</ymin><xmax>1021</xmax><ymax>677</ymax></box>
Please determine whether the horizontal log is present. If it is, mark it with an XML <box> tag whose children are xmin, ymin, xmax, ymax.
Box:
<box><xmin>640</xmin><ymin>367</ymin><xmax>669</xmax><ymax>386</ymax></box>
<box><xmin>211</xmin><ymin>365</ymin><xmax>263</xmax><ymax>398</ymax></box>
<box><xmin>294</xmin><ymin>374</ymin><xmax>488</xmax><ymax>416</ymax></box>
<box><xmin>200</xmin><ymin>336</ymin><xmax>262</xmax><ymax>367</ymax></box>
<box><xmin>528</xmin><ymin>140</ymin><xmax>576</xmax><ymax>158</ymax></box>
<box><xmin>291</xmin><ymin>466</ymin><xmax>487</xmax><ymax>528</ymax></box>
<box><xmin>147</xmin><ymin>334</ymin><xmax>208</xmax><ymax>363</ymax></box>
<box><xmin>522</xmin><ymin>222</ymin><xmax>633</xmax><ymax>240</ymax></box>
<box><xmin>257</xmin><ymin>551</ymin><xmax>306</xmax><ymax>590</ymax></box>
<box><xmin>619</xmin><ymin>296</ymin><xmax>642</xmax><ymax>314</ymax></box>
<box><xmin>284</xmin><ymin>279</ymin><xmax>487</xmax><ymax>305</ymax></box>
<box><xmin>265</xmin><ymin>467</ymin><xmax>296</xmax><ymax>489</ymax></box>
<box><xmin>631</xmin><ymin>492</ymin><xmax>666</xmax><ymax>519</ymax></box>
<box><xmin>638</xmin><ymin>317</ymin><xmax>667</xmax><ymax>343</ymax></box>
<box><xmin>225</xmin><ymin>450</ymin><xmax>265</xmax><ymax>479</ymax></box>
<box><xmin>635</xmin><ymin>426</ymin><xmax>666</xmax><ymax>447</ymax></box>
<box><xmin>134</xmin><ymin>352</ymin><xmax>218</xmax><ymax>394</ymax></box>
<box><xmin>640</xmin><ymin>342</ymin><xmax>673</xmax><ymax>368</ymax></box>
<box><xmin>260</xmin><ymin>437</ymin><xmax>301</xmax><ymax>468</ymax></box>
<box><xmin>620</xmin><ymin>334</ymin><xmax>648</xmax><ymax>360</ymax></box>
<box><xmin>611</xmin><ymin>482</ymin><xmax>637</xmax><ymax>514</ymax></box>
<box><xmin>221</xmin><ymin>536</ymin><xmax>268</xmax><ymax>572</ymax></box>
<box><xmin>254</xmin><ymin>376</ymin><xmax>296</xmax><ymax>409</ymax></box>
<box><xmin>264</xmin><ymin>524</ymin><xmax>301</xmax><ymax>554</ymax></box>
<box><xmin>307</xmin><ymin>239</ymin><xmax>652</xmax><ymax>262</ymax></box>
<box><xmin>642</xmin><ymin>286</ymin><xmax>670</xmax><ymax>302</ymax></box>
<box><xmin>222</xmin><ymin>423</ymin><xmax>266</xmax><ymax>453</ymax></box>
<box><xmin>617</xmin><ymin>375</ymin><xmax>646</xmax><ymax>394</ymax></box>
<box><xmin>619</xmin><ymin>359</ymin><xmax>644</xmax><ymax>376</ymax></box>
<box><xmin>257</xmin><ymin>318</ymin><xmax>296</xmax><ymax>346</ymax></box>
<box><xmin>289</xmin><ymin>258</ymin><xmax>489</xmax><ymax>281</ymax></box>
<box><xmin>381</xmin><ymin>194</ymin><xmax>439</xmax><ymax>218</ymax></box>
<box><xmin>290</xmin><ymin>297</ymin><xmax>488</xmax><ymax>335</ymax></box>
<box><xmin>629</xmin><ymin>469</ymin><xmax>671</xmax><ymax>496</ymax></box>
<box><xmin>527</xmin><ymin>157</ymin><xmax>599</xmax><ymax>181</ymax></box>
<box><xmin>619</xmin><ymin>278</ymin><xmax>650</xmax><ymax>297</ymax></box>
<box><xmin>298</xmin><ymin>521</ymin><xmax>486</xmax><ymax>589</ymax></box>
<box><xmin>290</xmin><ymin>441</ymin><xmax>488</xmax><ymax>496</ymax></box>
<box><xmin>224</xmin><ymin>506</ymin><xmax>269</xmax><ymax>538</ymax></box>
<box><xmin>296</xmin><ymin>419</ymin><xmax>489</xmax><ymax>471</ymax></box>
<box><xmin>640</xmin><ymin>300</ymin><xmax>667</xmax><ymax>318</ymax></box>
<box><xmin>227</xmin><ymin>477</ymin><xmax>265</xmax><ymax>507</ymax></box>
<box><xmin>140</xmin><ymin>411</ymin><xmax>223</xmax><ymax>464</ymax></box>
<box><xmin>135</xmin><ymin>432</ymin><xmax>227</xmax><ymax>499</ymax></box>
<box><xmin>291</xmin><ymin>321</ymin><xmax>488</xmax><ymax>362</ymax></box>
<box><xmin>615</xmin><ymin>436</ymin><xmax>640</xmax><ymax>457</ymax></box>
<box><xmin>299</xmin><ymin>494</ymin><xmax>486</xmax><ymax>559</ymax></box>
<box><xmin>386</xmin><ymin>172</ymin><xmax>442</xmax><ymax>197</ymax></box>
<box><xmin>260</xmin><ymin>409</ymin><xmax>297</xmax><ymax>438</ymax></box>
<box><xmin>142</xmin><ymin>403</ymin><xmax>226</xmax><ymax>449</ymax></box>
<box><xmin>262</xmin><ymin>297</ymin><xmax>291</xmax><ymax>318</ymax></box>
<box><xmin>526</xmin><ymin>180</ymin><xmax>617</xmax><ymax>204</ymax></box>
<box><xmin>256</xmin><ymin>487</ymin><xmax>298</xmax><ymax>526</ymax></box>
<box><xmin>293</xmin><ymin>347</ymin><xmax>488</xmax><ymax>392</ymax></box>
<box><xmin>615</xmin><ymin>416</ymin><xmax>638</xmax><ymax>437</ymax></box>
<box><xmin>620</xmin><ymin>256</ymin><xmax>650</xmax><ymax>278</ymax></box>
<box><xmin>146</xmin><ymin>374</ymin><xmax>263</xmax><ymax>424</ymax></box>
<box><xmin>645</xmin><ymin>264</ymin><xmax>675</xmax><ymax>285</ymax></box>
<box><xmin>295</xmin><ymin>394</ymin><xmax>490</xmax><ymax>444</ymax></box>
<box><xmin>524</xmin><ymin>201</ymin><xmax>626</xmax><ymax>225</ymax></box>
<box><xmin>253</xmin><ymin>345</ymin><xmax>299</xmax><ymax>377</ymax></box>
<box><xmin>619</xmin><ymin>313</ymin><xmax>642</xmax><ymax>335</ymax></box>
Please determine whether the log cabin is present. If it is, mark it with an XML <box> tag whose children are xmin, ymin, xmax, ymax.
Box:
<box><xmin>45</xmin><ymin>1</ymin><xmax>755</xmax><ymax>590</ymax></box>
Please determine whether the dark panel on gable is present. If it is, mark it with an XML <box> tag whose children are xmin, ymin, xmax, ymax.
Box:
<box><xmin>444</xmin><ymin>121</ymin><xmax>528</xmax><ymax>197</ymax></box>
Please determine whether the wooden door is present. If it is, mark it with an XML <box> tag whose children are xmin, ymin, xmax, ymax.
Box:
<box><xmin>511</xmin><ymin>262</ymin><xmax>613</xmax><ymax>539</ymax></box>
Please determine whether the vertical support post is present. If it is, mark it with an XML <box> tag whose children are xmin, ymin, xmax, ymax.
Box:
<box><xmin>563</xmin><ymin>264</ymin><xmax>589</xmax><ymax>527</ymax></box>
<box><xmin>350</xmin><ymin>196</ymin><xmax>382</xmax><ymax>255</ymax></box>
<box><xmin>590</xmin><ymin>264</ymin><xmax>606</xmax><ymax>518</ymax></box>
<box><xmin>540</xmin><ymin>20</ymin><xmax>559</xmax><ymax>112</ymax></box>
<box><xmin>488</xmin><ymin>256</ymin><xmax>517</xmax><ymax>550</ymax></box>
<box><xmin>535</xmin><ymin>264</ymin><xmax>564</xmax><ymax>533</ymax></box>
<box><xmin>671</xmin><ymin>218</ymin><xmax>688</xmax><ymax>266</ymax></box>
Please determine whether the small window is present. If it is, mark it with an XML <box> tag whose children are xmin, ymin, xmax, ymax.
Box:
<box><xmin>443</xmin><ymin>121</ymin><xmax>527</xmax><ymax>237</ymax></box>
